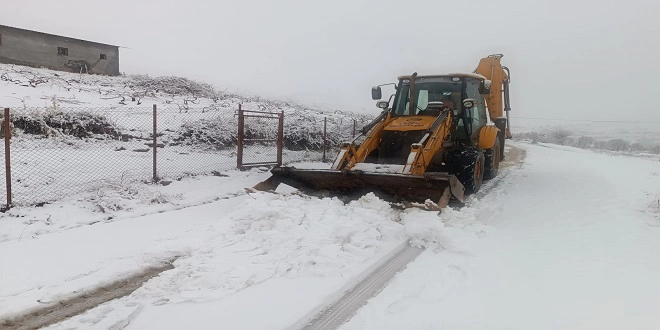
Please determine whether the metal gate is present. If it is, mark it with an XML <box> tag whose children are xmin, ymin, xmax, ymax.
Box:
<box><xmin>236</xmin><ymin>104</ymin><xmax>284</xmax><ymax>168</ymax></box>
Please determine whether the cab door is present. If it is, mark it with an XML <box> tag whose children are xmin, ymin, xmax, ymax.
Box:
<box><xmin>466</xmin><ymin>79</ymin><xmax>488</xmax><ymax>136</ymax></box>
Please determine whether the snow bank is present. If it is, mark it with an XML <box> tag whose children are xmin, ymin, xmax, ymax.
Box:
<box><xmin>402</xmin><ymin>206</ymin><xmax>487</xmax><ymax>251</ymax></box>
<box><xmin>0</xmin><ymin>169</ymin><xmax>272</xmax><ymax>242</ymax></box>
<box><xmin>1</xmin><ymin>188</ymin><xmax>406</xmax><ymax>329</ymax></box>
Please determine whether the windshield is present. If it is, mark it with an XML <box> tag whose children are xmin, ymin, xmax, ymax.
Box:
<box><xmin>393</xmin><ymin>77</ymin><xmax>462</xmax><ymax>116</ymax></box>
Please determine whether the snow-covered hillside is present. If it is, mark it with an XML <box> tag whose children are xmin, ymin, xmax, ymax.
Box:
<box><xmin>0</xmin><ymin>63</ymin><xmax>371</xmax><ymax>115</ymax></box>
<box><xmin>0</xmin><ymin>63</ymin><xmax>373</xmax><ymax>147</ymax></box>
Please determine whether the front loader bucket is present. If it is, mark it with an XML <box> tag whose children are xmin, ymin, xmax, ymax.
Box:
<box><xmin>254</xmin><ymin>167</ymin><xmax>465</xmax><ymax>207</ymax></box>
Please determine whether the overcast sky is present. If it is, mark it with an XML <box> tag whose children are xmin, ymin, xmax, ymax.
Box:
<box><xmin>3</xmin><ymin>0</ymin><xmax>660</xmax><ymax>126</ymax></box>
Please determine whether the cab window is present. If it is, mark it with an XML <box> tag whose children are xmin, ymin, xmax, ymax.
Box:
<box><xmin>394</xmin><ymin>77</ymin><xmax>462</xmax><ymax>116</ymax></box>
<box><xmin>466</xmin><ymin>80</ymin><xmax>487</xmax><ymax>129</ymax></box>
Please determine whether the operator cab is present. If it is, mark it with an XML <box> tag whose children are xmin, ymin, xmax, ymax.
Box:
<box><xmin>378</xmin><ymin>74</ymin><xmax>489</xmax><ymax>143</ymax></box>
<box><xmin>369</xmin><ymin>74</ymin><xmax>489</xmax><ymax>164</ymax></box>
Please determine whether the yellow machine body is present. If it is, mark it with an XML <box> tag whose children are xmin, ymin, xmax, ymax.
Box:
<box><xmin>256</xmin><ymin>55</ymin><xmax>513</xmax><ymax>209</ymax></box>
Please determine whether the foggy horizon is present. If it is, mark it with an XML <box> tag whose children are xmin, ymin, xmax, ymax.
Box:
<box><xmin>3</xmin><ymin>0</ymin><xmax>660</xmax><ymax>125</ymax></box>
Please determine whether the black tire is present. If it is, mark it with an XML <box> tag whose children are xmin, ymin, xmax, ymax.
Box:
<box><xmin>447</xmin><ymin>148</ymin><xmax>485</xmax><ymax>194</ymax></box>
<box><xmin>484</xmin><ymin>138</ymin><xmax>501</xmax><ymax>180</ymax></box>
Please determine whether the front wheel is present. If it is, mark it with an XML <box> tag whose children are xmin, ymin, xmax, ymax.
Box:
<box><xmin>447</xmin><ymin>148</ymin><xmax>485</xmax><ymax>194</ymax></box>
<box><xmin>484</xmin><ymin>138</ymin><xmax>501</xmax><ymax>180</ymax></box>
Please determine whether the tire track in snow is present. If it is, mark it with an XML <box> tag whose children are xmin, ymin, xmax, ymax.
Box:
<box><xmin>475</xmin><ymin>144</ymin><xmax>526</xmax><ymax>200</ymax></box>
<box><xmin>300</xmin><ymin>144</ymin><xmax>526</xmax><ymax>330</ymax></box>
<box><xmin>0</xmin><ymin>258</ymin><xmax>177</xmax><ymax>330</ymax></box>
<box><xmin>301</xmin><ymin>245</ymin><xmax>424</xmax><ymax>330</ymax></box>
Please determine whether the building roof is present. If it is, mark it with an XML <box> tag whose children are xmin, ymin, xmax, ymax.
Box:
<box><xmin>0</xmin><ymin>24</ymin><xmax>120</xmax><ymax>48</ymax></box>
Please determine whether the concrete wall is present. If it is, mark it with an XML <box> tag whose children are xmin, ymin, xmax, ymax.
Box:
<box><xmin>0</xmin><ymin>25</ymin><xmax>119</xmax><ymax>76</ymax></box>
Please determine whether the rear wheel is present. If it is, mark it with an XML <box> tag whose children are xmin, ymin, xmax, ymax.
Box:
<box><xmin>447</xmin><ymin>148</ymin><xmax>485</xmax><ymax>194</ymax></box>
<box><xmin>484</xmin><ymin>138</ymin><xmax>501</xmax><ymax>180</ymax></box>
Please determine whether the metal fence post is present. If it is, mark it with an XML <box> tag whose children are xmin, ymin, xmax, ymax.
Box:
<box><xmin>353</xmin><ymin>119</ymin><xmax>356</xmax><ymax>137</ymax></box>
<box><xmin>152</xmin><ymin>104</ymin><xmax>157</xmax><ymax>181</ymax></box>
<box><xmin>237</xmin><ymin>104</ymin><xmax>244</xmax><ymax>169</ymax></box>
<box><xmin>4</xmin><ymin>108</ymin><xmax>12</xmax><ymax>209</ymax></box>
<box><xmin>322</xmin><ymin>117</ymin><xmax>327</xmax><ymax>162</ymax></box>
<box><xmin>277</xmin><ymin>111</ymin><xmax>284</xmax><ymax>166</ymax></box>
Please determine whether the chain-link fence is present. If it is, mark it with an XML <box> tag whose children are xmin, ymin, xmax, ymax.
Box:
<box><xmin>282</xmin><ymin>109</ymin><xmax>372</xmax><ymax>163</ymax></box>
<box><xmin>238</xmin><ymin>107</ymin><xmax>283</xmax><ymax>167</ymax></box>
<box><xmin>0</xmin><ymin>105</ymin><xmax>372</xmax><ymax>207</ymax></box>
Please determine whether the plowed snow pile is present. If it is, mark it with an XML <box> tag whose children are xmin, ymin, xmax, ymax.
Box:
<box><xmin>1</xmin><ymin>187</ymin><xmax>407</xmax><ymax>329</ymax></box>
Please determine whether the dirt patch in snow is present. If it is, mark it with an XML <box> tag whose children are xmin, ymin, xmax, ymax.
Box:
<box><xmin>0</xmin><ymin>258</ymin><xmax>177</xmax><ymax>330</ymax></box>
<box><xmin>500</xmin><ymin>143</ymin><xmax>526</xmax><ymax>169</ymax></box>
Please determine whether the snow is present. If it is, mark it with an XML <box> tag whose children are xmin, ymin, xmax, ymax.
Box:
<box><xmin>3</xmin><ymin>61</ymin><xmax>660</xmax><ymax>329</ymax></box>
<box><xmin>0</xmin><ymin>63</ymin><xmax>374</xmax><ymax>206</ymax></box>
<box><xmin>0</xmin><ymin>63</ymin><xmax>372</xmax><ymax>137</ymax></box>
<box><xmin>0</xmin><ymin>170</ymin><xmax>407</xmax><ymax>328</ymax></box>
<box><xmin>0</xmin><ymin>169</ymin><xmax>272</xmax><ymax>242</ymax></box>
<box><xmin>2</xmin><ymin>138</ymin><xmax>659</xmax><ymax>329</ymax></box>
<box><xmin>351</xmin><ymin>163</ymin><xmax>405</xmax><ymax>173</ymax></box>
<box><xmin>284</xmin><ymin>161</ymin><xmax>332</xmax><ymax>170</ymax></box>
<box><xmin>340</xmin><ymin>142</ymin><xmax>660</xmax><ymax>330</ymax></box>
<box><xmin>3</xmin><ymin>135</ymin><xmax>317</xmax><ymax>206</ymax></box>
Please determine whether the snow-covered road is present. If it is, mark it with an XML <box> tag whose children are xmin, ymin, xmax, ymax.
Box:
<box><xmin>2</xmin><ymin>142</ymin><xmax>659</xmax><ymax>330</ymax></box>
<box><xmin>0</xmin><ymin>170</ymin><xmax>408</xmax><ymax>329</ymax></box>
<box><xmin>342</xmin><ymin>143</ymin><xmax>660</xmax><ymax>330</ymax></box>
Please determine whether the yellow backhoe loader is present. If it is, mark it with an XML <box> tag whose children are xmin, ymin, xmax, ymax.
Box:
<box><xmin>255</xmin><ymin>54</ymin><xmax>512</xmax><ymax>209</ymax></box>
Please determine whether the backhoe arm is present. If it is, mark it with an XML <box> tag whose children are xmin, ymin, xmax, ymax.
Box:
<box><xmin>474</xmin><ymin>54</ymin><xmax>512</xmax><ymax>138</ymax></box>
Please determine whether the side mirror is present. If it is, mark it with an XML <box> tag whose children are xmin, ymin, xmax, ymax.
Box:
<box><xmin>463</xmin><ymin>98</ymin><xmax>477</xmax><ymax>109</ymax></box>
<box><xmin>427</xmin><ymin>101</ymin><xmax>444</xmax><ymax>110</ymax></box>
<box><xmin>371</xmin><ymin>86</ymin><xmax>382</xmax><ymax>100</ymax></box>
<box><xmin>479</xmin><ymin>80</ymin><xmax>491</xmax><ymax>94</ymax></box>
<box><xmin>376</xmin><ymin>100</ymin><xmax>389</xmax><ymax>109</ymax></box>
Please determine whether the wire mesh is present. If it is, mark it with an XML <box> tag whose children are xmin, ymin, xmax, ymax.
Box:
<box><xmin>280</xmin><ymin>110</ymin><xmax>372</xmax><ymax>164</ymax></box>
<box><xmin>156</xmin><ymin>107</ymin><xmax>238</xmax><ymax>179</ymax></box>
<box><xmin>5</xmin><ymin>107</ymin><xmax>153</xmax><ymax>206</ymax></box>
<box><xmin>0</xmin><ymin>105</ymin><xmax>374</xmax><ymax>207</ymax></box>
